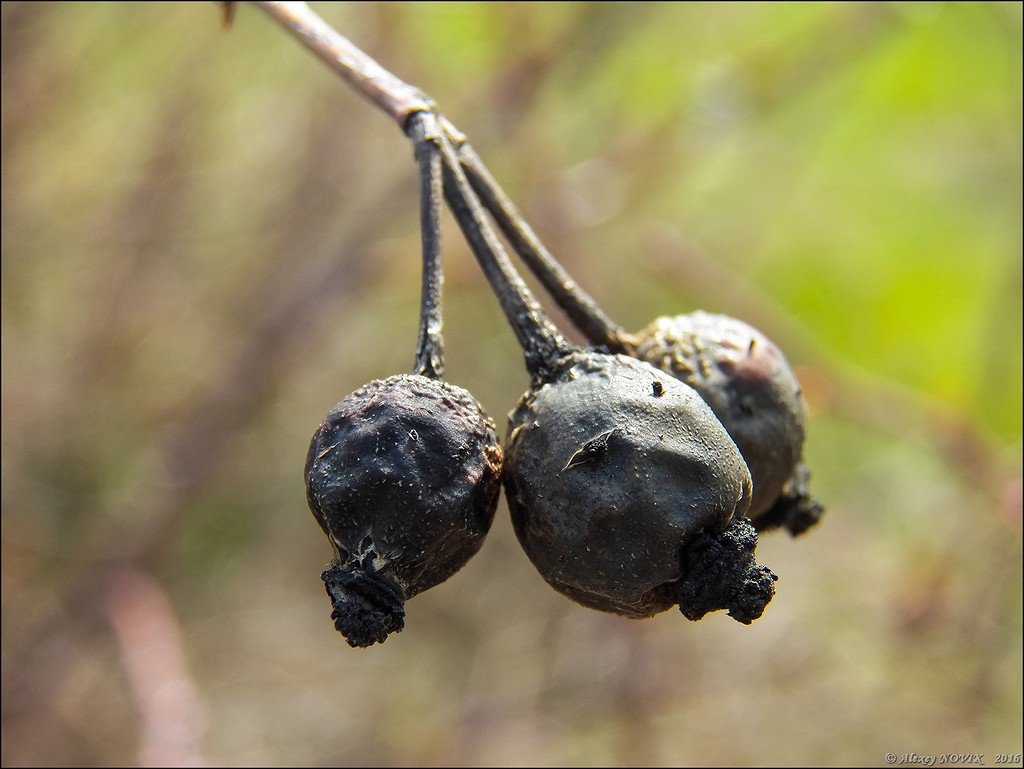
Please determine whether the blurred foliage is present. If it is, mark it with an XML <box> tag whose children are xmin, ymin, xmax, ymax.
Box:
<box><xmin>2</xmin><ymin>2</ymin><xmax>1021</xmax><ymax>766</ymax></box>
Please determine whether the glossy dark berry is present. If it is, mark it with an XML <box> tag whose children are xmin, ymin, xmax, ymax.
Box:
<box><xmin>306</xmin><ymin>374</ymin><xmax>503</xmax><ymax>647</ymax></box>
<box><xmin>632</xmin><ymin>312</ymin><xmax>815</xmax><ymax>530</ymax></box>
<box><xmin>504</xmin><ymin>351</ymin><xmax>776</xmax><ymax>623</ymax></box>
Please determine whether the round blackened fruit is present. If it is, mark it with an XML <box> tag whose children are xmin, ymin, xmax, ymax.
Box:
<box><xmin>504</xmin><ymin>351</ymin><xmax>776</xmax><ymax>623</ymax></box>
<box><xmin>632</xmin><ymin>312</ymin><xmax>805</xmax><ymax>522</ymax></box>
<box><xmin>306</xmin><ymin>374</ymin><xmax>502</xmax><ymax>648</ymax></box>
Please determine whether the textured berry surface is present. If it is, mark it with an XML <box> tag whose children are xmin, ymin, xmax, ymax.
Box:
<box><xmin>306</xmin><ymin>374</ymin><xmax>503</xmax><ymax>646</ymax></box>
<box><xmin>504</xmin><ymin>352</ymin><xmax>754</xmax><ymax>618</ymax></box>
<box><xmin>633</xmin><ymin>312</ymin><xmax>806</xmax><ymax>519</ymax></box>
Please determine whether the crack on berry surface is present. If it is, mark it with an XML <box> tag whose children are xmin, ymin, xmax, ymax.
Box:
<box><xmin>562</xmin><ymin>429</ymin><xmax>616</xmax><ymax>471</ymax></box>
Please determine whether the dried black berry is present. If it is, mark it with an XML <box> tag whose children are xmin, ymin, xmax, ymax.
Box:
<box><xmin>630</xmin><ymin>314</ymin><xmax>821</xmax><ymax>535</ymax></box>
<box><xmin>505</xmin><ymin>351</ymin><xmax>775</xmax><ymax>621</ymax></box>
<box><xmin>632</xmin><ymin>312</ymin><xmax>809</xmax><ymax>525</ymax></box>
<box><xmin>306</xmin><ymin>374</ymin><xmax>502</xmax><ymax>647</ymax></box>
<box><xmin>440</xmin><ymin>136</ymin><xmax>777</xmax><ymax>624</ymax></box>
<box><xmin>451</xmin><ymin>142</ymin><xmax>822</xmax><ymax>535</ymax></box>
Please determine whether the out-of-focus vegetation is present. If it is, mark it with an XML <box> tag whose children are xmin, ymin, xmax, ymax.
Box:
<box><xmin>2</xmin><ymin>2</ymin><xmax>1021</xmax><ymax>766</ymax></box>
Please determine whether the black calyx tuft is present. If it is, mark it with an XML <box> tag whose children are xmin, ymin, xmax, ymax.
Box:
<box><xmin>726</xmin><ymin>564</ymin><xmax>779</xmax><ymax>624</ymax></box>
<box><xmin>753</xmin><ymin>462</ymin><xmax>825</xmax><ymax>537</ymax></box>
<box><xmin>321</xmin><ymin>562</ymin><xmax>406</xmax><ymax>648</ymax></box>
<box><xmin>675</xmin><ymin>517</ymin><xmax>778</xmax><ymax>625</ymax></box>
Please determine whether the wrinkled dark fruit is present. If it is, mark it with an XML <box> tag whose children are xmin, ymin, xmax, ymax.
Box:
<box><xmin>505</xmin><ymin>351</ymin><xmax>773</xmax><ymax>622</ymax></box>
<box><xmin>306</xmin><ymin>374</ymin><xmax>503</xmax><ymax>647</ymax></box>
<box><xmin>632</xmin><ymin>312</ymin><xmax>811</xmax><ymax>525</ymax></box>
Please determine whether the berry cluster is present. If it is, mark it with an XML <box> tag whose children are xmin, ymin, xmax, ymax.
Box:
<box><xmin>303</xmin><ymin>109</ymin><xmax>824</xmax><ymax>648</ymax></box>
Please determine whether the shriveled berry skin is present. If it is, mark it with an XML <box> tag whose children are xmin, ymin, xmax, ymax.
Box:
<box><xmin>632</xmin><ymin>312</ymin><xmax>806</xmax><ymax>521</ymax></box>
<box><xmin>504</xmin><ymin>352</ymin><xmax>757</xmax><ymax>619</ymax></box>
<box><xmin>306</xmin><ymin>374</ymin><xmax>503</xmax><ymax>647</ymax></box>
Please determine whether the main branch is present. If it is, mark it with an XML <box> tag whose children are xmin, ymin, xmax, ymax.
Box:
<box><xmin>254</xmin><ymin>1</ymin><xmax>434</xmax><ymax>126</ymax></box>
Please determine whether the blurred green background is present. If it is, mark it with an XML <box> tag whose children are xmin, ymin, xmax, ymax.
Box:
<box><xmin>2</xmin><ymin>2</ymin><xmax>1021</xmax><ymax>766</ymax></box>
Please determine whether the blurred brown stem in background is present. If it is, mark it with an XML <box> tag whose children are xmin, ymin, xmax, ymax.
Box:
<box><xmin>105</xmin><ymin>569</ymin><xmax>208</xmax><ymax>768</ymax></box>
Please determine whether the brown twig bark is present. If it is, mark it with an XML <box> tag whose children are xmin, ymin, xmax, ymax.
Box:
<box><xmin>254</xmin><ymin>1</ymin><xmax>433</xmax><ymax>126</ymax></box>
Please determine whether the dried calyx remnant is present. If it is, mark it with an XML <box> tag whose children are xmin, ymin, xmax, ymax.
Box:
<box><xmin>305</xmin><ymin>113</ymin><xmax>502</xmax><ymax>648</ymax></box>
<box><xmin>452</xmin><ymin>143</ymin><xmax>824</xmax><ymax>536</ymax></box>
<box><xmin>243</xmin><ymin>1</ymin><xmax>825</xmax><ymax>643</ymax></box>
<box><xmin>439</xmin><ymin>136</ymin><xmax>777</xmax><ymax>624</ymax></box>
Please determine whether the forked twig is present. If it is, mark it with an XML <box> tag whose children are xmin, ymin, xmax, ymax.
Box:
<box><xmin>251</xmin><ymin>2</ymin><xmax>613</xmax><ymax>353</ymax></box>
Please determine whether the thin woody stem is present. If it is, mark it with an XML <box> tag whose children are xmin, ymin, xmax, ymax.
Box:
<box><xmin>437</xmin><ymin>135</ymin><xmax>576</xmax><ymax>378</ymax></box>
<box><xmin>254</xmin><ymin>2</ymin><xmax>434</xmax><ymax>127</ymax></box>
<box><xmin>449</xmin><ymin>139</ymin><xmax>633</xmax><ymax>353</ymax></box>
<box><xmin>406</xmin><ymin>112</ymin><xmax>445</xmax><ymax>379</ymax></box>
<box><xmin>248</xmin><ymin>0</ymin><xmax>588</xmax><ymax>373</ymax></box>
